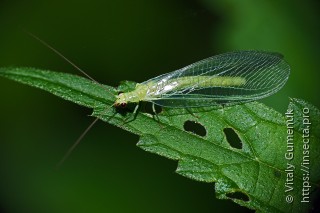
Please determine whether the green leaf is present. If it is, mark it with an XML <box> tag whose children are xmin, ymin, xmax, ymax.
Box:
<box><xmin>0</xmin><ymin>67</ymin><xmax>319</xmax><ymax>212</ymax></box>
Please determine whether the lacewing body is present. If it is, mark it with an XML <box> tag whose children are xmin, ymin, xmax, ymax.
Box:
<box><xmin>114</xmin><ymin>51</ymin><xmax>290</xmax><ymax>108</ymax></box>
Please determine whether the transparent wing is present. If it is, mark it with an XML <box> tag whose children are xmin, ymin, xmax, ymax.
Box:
<box><xmin>141</xmin><ymin>51</ymin><xmax>290</xmax><ymax>108</ymax></box>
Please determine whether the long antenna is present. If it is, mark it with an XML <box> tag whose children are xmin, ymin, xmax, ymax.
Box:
<box><xmin>24</xmin><ymin>30</ymin><xmax>115</xmax><ymax>167</ymax></box>
<box><xmin>56</xmin><ymin>117</ymin><xmax>100</xmax><ymax>169</ymax></box>
<box><xmin>25</xmin><ymin>31</ymin><xmax>97</xmax><ymax>82</ymax></box>
<box><xmin>55</xmin><ymin>103</ymin><xmax>115</xmax><ymax>169</ymax></box>
<box><xmin>24</xmin><ymin>30</ymin><xmax>113</xmax><ymax>96</ymax></box>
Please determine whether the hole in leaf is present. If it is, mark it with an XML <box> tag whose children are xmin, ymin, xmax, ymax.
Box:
<box><xmin>142</xmin><ymin>102</ymin><xmax>162</xmax><ymax>115</ymax></box>
<box><xmin>183</xmin><ymin>120</ymin><xmax>206</xmax><ymax>137</ymax></box>
<box><xmin>274</xmin><ymin>170</ymin><xmax>281</xmax><ymax>178</ymax></box>
<box><xmin>223</xmin><ymin>128</ymin><xmax>242</xmax><ymax>149</ymax></box>
<box><xmin>226</xmin><ymin>191</ymin><xmax>250</xmax><ymax>202</ymax></box>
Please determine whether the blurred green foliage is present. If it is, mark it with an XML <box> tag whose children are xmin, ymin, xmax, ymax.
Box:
<box><xmin>0</xmin><ymin>0</ymin><xmax>319</xmax><ymax>212</ymax></box>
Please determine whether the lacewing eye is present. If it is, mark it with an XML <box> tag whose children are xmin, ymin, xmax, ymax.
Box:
<box><xmin>120</xmin><ymin>103</ymin><xmax>127</xmax><ymax>108</ymax></box>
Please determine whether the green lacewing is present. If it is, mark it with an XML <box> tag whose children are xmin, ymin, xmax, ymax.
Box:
<box><xmin>25</xmin><ymin>33</ymin><xmax>290</xmax><ymax>109</ymax></box>
<box><xmin>24</xmin><ymin>34</ymin><xmax>291</xmax><ymax>166</ymax></box>
<box><xmin>114</xmin><ymin>51</ymin><xmax>290</xmax><ymax>109</ymax></box>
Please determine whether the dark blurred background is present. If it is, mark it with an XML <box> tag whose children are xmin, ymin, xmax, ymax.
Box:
<box><xmin>0</xmin><ymin>0</ymin><xmax>319</xmax><ymax>212</ymax></box>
